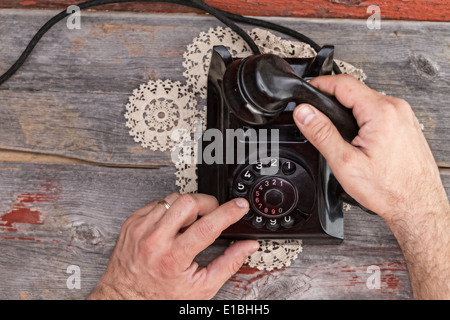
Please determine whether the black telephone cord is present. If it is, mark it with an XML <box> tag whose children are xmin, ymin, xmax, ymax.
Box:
<box><xmin>0</xmin><ymin>0</ymin><xmax>341</xmax><ymax>86</ymax></box>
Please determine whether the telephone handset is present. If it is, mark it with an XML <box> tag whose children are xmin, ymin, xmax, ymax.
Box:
<box><xmin>198</xmin><ymin>45</ymin><xmax>371</xmax><ymax>242</ymax></box>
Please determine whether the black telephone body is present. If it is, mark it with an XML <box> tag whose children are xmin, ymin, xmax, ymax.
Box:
<box><xmin>197</xmin><ymin>45</ymin><xmax>359</xmax><ymax>243</ymax></box>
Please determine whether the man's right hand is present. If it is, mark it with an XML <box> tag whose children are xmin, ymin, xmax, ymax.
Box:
<box><xmin>292</xmin><ymin>74</ymin><xmax>450</xmax><ymax>299</ymax></box>
<box><xmin>293</xmin><ymin>74</ymin><xmax>448</xmax><ymax>222</ymax></box>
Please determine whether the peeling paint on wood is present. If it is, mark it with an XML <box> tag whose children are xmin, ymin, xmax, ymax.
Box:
<box><xmin>1</xmin><ymin>0</ymin><xmax>449</xmax><ymax>22</ymax></box>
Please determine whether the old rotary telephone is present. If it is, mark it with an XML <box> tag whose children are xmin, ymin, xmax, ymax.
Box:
<box><xmin>0</xmin><ymin>0</ymin><xmax>372</xmax><ymax>243</ymax></box>
<box><xmin>197</xmin><ymin>45</ymin><xmax>372</xmax><ymax>243</ymax></box>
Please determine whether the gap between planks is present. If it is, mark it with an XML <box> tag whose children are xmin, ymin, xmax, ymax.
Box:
<box><xmin>0</xmin><ymin>148</ymin><xmax>449</xmax><ymax>172</ymax></box>
<box><xmin>0</xmin><ymin>149</ymin><xmax>170</xmax><ymax>169</ymax></box>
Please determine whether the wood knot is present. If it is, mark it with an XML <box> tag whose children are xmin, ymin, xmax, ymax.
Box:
<box><xmin>71</xmin><ymin>223</ymin><xmax>104</xmax><ymax>246</ymax></box>
<box><xmin>409</xmin><ymin>54</ymin><xmax>439</xmax><ymax>79</ymax></box>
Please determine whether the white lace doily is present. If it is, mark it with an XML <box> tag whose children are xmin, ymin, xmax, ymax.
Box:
<box><xmin>124</xmin><ymin>26</ymin><xmax>367</xmax><ymax>271</ymax></box>
<box><xmin>244</xmin><ymin>239</ymin><xmax>303</xmax><ymax>271</ymax></box>
<box><xmin>125</xmin><ymin>79</ymin><xmax>199</xmax><ymax>151</ymax></box>
<box><xmin>170</xmin><ymin>129</ymin><xmax>201</xmax><ymax>194</ymax></box>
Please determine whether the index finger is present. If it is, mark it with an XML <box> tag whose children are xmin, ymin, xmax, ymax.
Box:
<box><xmin>310</xmin><ymin>74</ymin><xmax>384</xmax><ymax>127</ymax></box>
<box><xmin>173</xmin><ymin>198</ymin><xmax>249</xmax><ymax>265</ymax></box>
<box><xmin>152</xmin><ymin>193</ymin><xmax>219</xmax><ymax>239</ymax></box>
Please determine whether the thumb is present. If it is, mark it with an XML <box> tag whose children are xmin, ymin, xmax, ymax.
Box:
<box><xmin>293</xmin><ymin>104</ymin><xmax>354</xmax><ymax>167</ymax></box>
<box><xmin>202</xmin><ymin>240</ymin><xmax>259</xmax><ymax>293</ymax></box>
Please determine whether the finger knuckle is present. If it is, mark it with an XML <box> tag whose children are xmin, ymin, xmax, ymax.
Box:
<box><xmin>395</xmin><ymin>98</ymin><xmax>407</xmax><ymax>108</ymax></box>
<box><xmin>168</xmin><ymin>192</ymin><xmax>181</xmax><ymax>200</ymax></box>
<box><xmin>206</xmin><ymin>194</ymin><xmax>219</xmax><ymax>207</ymax></box>
<box><xmin>337</xmin><ymin>73</ymin><xmax>357</xmax><ymax>86</ymax></box>
<box><xmin>341</xmin><ymin>148</ymin><xmax>355</xmax><ymax>165</ymax></box>
<box><xmin>380</xmin><ymin>99</ymin><xmax>397</xmax><ymax>111</ymax></box>
<box><xmin>379</xmin><ymin>98</ymin><xmax>419</xmax><ymax>130</ymax></box>
<box><xmin>229</xmin><ymin>256</ymin><xmax>245</xmax><ymax>275</ymax></box>
<box><xmin>122</xmin><ymin>222</ymin><xmax>142</xmax><ymax>244</ymax></box>
<box><xmin>394</xmin><ymin>98</ymin><xmax>415</xmax><ymax>117</ymax></box>
<box><xmin>196</xmin><ymin>219</ymin><xmax>217</xmax><ymax>241</ymax></box>
<box><xmin>178</xmin><ymin>193</ymin><xmax>195</xmax><ymax>206</ymax></box>
<box><xmin>310</xmin><ymin>120</ymin><xmax>334</xmax><ymax>146</ymax></box>
<box><xmin>120</xmin><ymin>217</ymin><xmax>133</xmax><ymax>233</ymax></box>
<box><xmin>336</xmin><ymin>73</ymin><xmax>354</xmax><ymax>81</ymax></box>
<box><xmin>377</xmin><ymin>100</ymin><xmax>399</xmax><ymax>120</ymax></box>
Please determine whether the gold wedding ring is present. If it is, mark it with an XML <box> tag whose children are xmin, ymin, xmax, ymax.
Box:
<box><xmin>157</xmin><ymin>199</ymin><xmax>171</xmax><ymax>210</ymax></box>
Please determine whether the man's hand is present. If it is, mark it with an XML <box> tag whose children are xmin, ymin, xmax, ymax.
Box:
<box><xmin>88</xmin><ymin>194</ymin><xmax>259</xmax><ymax>300</ymax></box>
<box><xmin>293</xmin><ymin>74</ymin><xmax>450</xmax><ymax>299</ymax></box>
<box><xmin>294</xmin><ymin>74</ymin><xmax>447</xmax><ymax>221</ymax></box>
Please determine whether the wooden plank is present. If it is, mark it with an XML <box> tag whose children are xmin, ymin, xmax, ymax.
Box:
<box><xmin>0</xmin><ymin>89</ymin><xmax>173</xmax><ymax>167</ymax></box>
<box><xmin>1</xmin><ymin>0</ymin><xmax>449</xmax><ymax>22</ymax></box>
<box><xmin>0</xmin><ymin>161</ymin><xmax>177</xmax><ymax>299</ymax></box>
<box><xmin>0</xmin><ymin>163</ymin><xmax>448</xmax><ymax>300</ymax></box>
<box><xmin>0</xmin><ymin>10</ymin><xmax>449</xmax><ymax>166</ymax></box>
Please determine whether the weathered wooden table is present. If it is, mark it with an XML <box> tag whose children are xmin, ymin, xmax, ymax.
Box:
<box><xmin>0</xmin><ymin>3</ymin><xmax>448</xmax><ymax>300</ymax></box>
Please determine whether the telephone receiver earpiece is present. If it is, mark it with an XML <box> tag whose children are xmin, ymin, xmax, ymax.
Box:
<box><xmin>223</xmin><ymin>52</ymin><xmax>376</xmax><ymax>215</ymax></box>
<box><xmin>223</xmin><ymin>53</ymin><xmax>359</xmax><ymax>142</ymax></box>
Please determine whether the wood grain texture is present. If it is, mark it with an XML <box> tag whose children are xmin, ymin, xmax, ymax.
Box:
<box><xmin>0</xmin><ymin>9</ymin><xmax>449</xmax><ymax>300</ymax></box>
<box><xmin>0</xmin><ymin>164</ymin><xmax>448</xmax><ymax>300</ymax></box>
<box><xmin>0</xmin><ymin>10</ymin><xmax>449</xmax><ymax>166</ymax></box>
<box><xmin>0</xmin><ymin>162</ymin><xmax>177</xmax><ymax>299</ymax></box>
<box><xmin>1</xmin><ymin>0</ymin><xmax>449</xmax><ymax>22</ymax></box>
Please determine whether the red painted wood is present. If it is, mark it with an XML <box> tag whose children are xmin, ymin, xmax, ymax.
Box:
<box><xmin>1</xmin><ymin>0</ymin><xmax>448</xmax><ymax>22</ymax></box>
